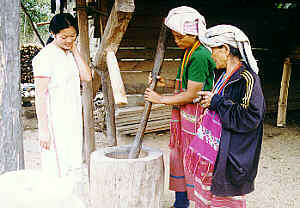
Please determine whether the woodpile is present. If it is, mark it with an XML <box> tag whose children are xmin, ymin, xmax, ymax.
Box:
<box><xmin>20</xmin><ymin>44</ymin><xmax>41</xmax><ymax>83</ymax></box>
<box><xmin>116</xmin><ymin>104</ymin><xmax>172</xmax><ymax>135</ymax></box>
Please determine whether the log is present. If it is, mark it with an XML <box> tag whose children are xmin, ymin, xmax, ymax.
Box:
<box><xmin>76</xmin><ymin>0</ymin><xmax>95</xmax><ymax>170</ymax></box>
<box><xmin>0</xmin><ymin>0</ymin><xmax>24</xmax><ymax>173</ymax></box>
<box><xmin>93</xmin><ymin>0</ymin><xmax>135</xmax><ymax>146</ymax></box>
<box><xmin>277</xmin><ymin>57</ymin><xmax>292</xmax><ymax>127</ymax></box>
<box><xmin>106</xmin><ymin>51</ymin><xmax>128</xmax><ymax>105</ymax></box>
<box><xmin>129</xmin><ymin>23</ymin><xmax>167</xmax><ymax>159</ymax></box>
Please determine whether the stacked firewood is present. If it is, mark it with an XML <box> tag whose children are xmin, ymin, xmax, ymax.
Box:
<box><xmin>20</xmin><ymin>44</ymin><xmax>42</xmax><ymax>83</ymax></box>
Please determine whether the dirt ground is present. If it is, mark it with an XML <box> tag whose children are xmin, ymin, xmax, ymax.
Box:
<box><xmin>22</xmin><ymin>107</ymin><xmax>300</xmax><ymax>208</ymax></box>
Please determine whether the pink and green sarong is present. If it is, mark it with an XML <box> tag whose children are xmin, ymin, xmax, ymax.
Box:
<box><xmin>169</xmin><ymin>103</ymin><xmax>203</xmax><ymax>200</ymax></box>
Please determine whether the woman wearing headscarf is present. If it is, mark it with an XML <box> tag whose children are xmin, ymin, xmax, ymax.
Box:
<box><xmin>185</xmin><ymin>25</ymin><xmax>265</xmax><ymax>207</ymax></box>
<box><xmin>144</xmin><ymin>6</ymin><xmax>215</xmax><ymax>208</ymax></box>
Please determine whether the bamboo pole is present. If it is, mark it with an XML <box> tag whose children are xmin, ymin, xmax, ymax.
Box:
<box><xmin>128</xmin><ymin>23</ymin><xmax>167</xmax><ymax>159</ymax></box>
<box><xmin>277</xmin><ymin>57</ymin><xmax>292</xmax><ymax>127</ymax></box>
<box><xmin>76</xmin><ymin>0</ymin><xmax>95</xmax><ymax>171</ymax></box>
<box><xmin>20</xmin><ymin>1</ymin><xmax>45</xmax><ymax>47</ymax></box>
<box><xmin>93</xmin><ymin>0</ymin><xmax>135</xmax><ymax>147</ymax></box>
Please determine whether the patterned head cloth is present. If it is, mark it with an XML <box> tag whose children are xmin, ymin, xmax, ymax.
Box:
<box><xmin>201</xmin><ymin>24</ymin><xmax>259</xmax><ymax>74</ymax></box>
<box><xmin>164</xmin><ymin>6</ymin><xmax>207</xmax><ymax>40</ymax></box>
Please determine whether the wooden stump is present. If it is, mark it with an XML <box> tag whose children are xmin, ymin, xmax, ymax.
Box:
<box><xmin>90</xmin><ymin>145</ymin><xmax>164</xmax><ymax>208</ymax></box>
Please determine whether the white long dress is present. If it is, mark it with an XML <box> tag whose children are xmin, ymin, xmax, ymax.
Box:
<box><xmin>32</xmin><ymin>43</ymin><xmax>83</xmax><ymax>177</ymax></box>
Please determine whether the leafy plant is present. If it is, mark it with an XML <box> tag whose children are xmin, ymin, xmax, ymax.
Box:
<box><xmin>20</xmin><ymin>0</ymin><xmax>51</xmax><ymax>45</ymax></box>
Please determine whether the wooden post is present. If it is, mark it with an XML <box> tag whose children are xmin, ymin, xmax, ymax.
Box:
<box><xmin>76</xmin><ymin>0</ymin><xmax>95</xmax><ymax>168</ymax></box>
<box><xmin>129</xmin><ymin>23</ymin><xmax>167</xmax><ymax>159</ymax></box>
<box><xmin>100</xmin><ymin>71</ymin><xmax>117</xmax><ymax>146</ymax></box>
<box><xmin>0</xmin><ymin>0</ymin><xmax>24</xmax><ymax>173</ymax></box>
<box><xmin>106</xmin><ymin>51</ymin><xmax>128</xmax><ymax>105</ymax></box>
<box><xmin>93</xmin><ymin>0</ymin><xmax>135</xmax><ymax>146</ymax></box>
<box><xmin>20</xmin><ymin>2</ymin><xmax>45</xmax><ymax>47</ymax></box>
<box><xmin>277</xmin><ymin>57</ymin><xmax>292</xmax><ymax>127</ymax></box>
<box><xmin>92</xmin><ymin>0</ymin><xmax>109</xmax><ymax>98</ymax></box>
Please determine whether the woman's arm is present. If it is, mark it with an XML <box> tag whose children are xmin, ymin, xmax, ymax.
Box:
<box><xmin>35</xmin><ymin>77</ymin><xmax>51</xmax><ymax>150</ymax></box>
<box><xmin>71</xmin><ymin>44</ymin><xmax>92</xmax><ymax>82</ymax></box>
<box><xmin>144</xmin><ymin>80</ymin><xmax>203</xmax><ymax>105</ymax></box>
<box><xmin>199</xmin><ymin>74</ymin><xmax>265</xmax><ymax>133</ymax></box>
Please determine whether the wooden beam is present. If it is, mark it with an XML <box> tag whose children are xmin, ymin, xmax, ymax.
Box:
<box><xmin>106</xmin><ymin>51</ymin><xmax>128</xmax><ymax>105</ymax></box>
<box><xmin>94</xmin><ymin>0</ymin><xmax>135</xmax><ymax>73</ymax></box>
<box><xmin>93</xmin><ymin>0</ymin><xmax>135</xmax><ymax>147</ymax></box>
<box><xmin>277</xmin><ymin>57</ymin><xmax>292</xmax><ymax>127</ymax></box>
<box><xmin>129</xmin><ymin>23</ymin><xmax>167</xmax><ymax>159</ymax></box>
<box><xmin>76</xmin><ymin>0</ymin><xmax>95</xmax><ymax>171</ymax></box>
<box><xmin>20</xmin><ymin>2</ymin><xmax>45</xmax><ymax>47</ymax></box>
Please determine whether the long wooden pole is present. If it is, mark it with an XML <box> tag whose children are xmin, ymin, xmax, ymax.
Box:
<box><xmin>128</xmin><ymin>23</ymin><xmax>167</xmax><ymax>159</ymax></box>
<box><xmin>20</xmin><ymin>1</ymin><xmax>45</xmax><ymax>47</ymax></box>
<box><xmin>93</xmin><ymin>0</ymin><xmax>134</xmax><ymax>147</ymax></box>
<box><xmin>76</xmin><ymin>0</ymin><xmax>95</xmax><ymax>170</ymax></box>
<box><xmin>277</xmin><ymin>57</ymin><xmax>292</xmax><ymax>127</ymax></box>
<box><xmin>0</xmin><ymin>0</ymin><xmax>24</xmax><ymax>173</ymax></box>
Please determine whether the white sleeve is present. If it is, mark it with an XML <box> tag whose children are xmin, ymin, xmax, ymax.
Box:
<box><xmin>32</xmin><ymin>52</ymin><xmax>52</xmax><ymax>78</ymax></box>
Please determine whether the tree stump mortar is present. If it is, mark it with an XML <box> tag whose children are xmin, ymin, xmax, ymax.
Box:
<box><xmin>90</xmin><ymin>145</ymin><xmax>164</xmax><ymax>208</ymax></box>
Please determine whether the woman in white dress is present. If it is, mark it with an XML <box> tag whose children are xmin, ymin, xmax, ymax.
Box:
<box><xmin>33</xmin><ymin>13</ymin><xmax>92</xmax><ymax>177</ymax></box>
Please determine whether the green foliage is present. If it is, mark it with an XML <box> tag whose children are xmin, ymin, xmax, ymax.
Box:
<box><xmin>20</xmin><ymin>0</ymin><xmax>51</xmax><ymax>45</ymax></box>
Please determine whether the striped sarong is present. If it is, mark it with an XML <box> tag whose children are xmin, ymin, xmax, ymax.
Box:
<box><xmin>193</xmin><ymin>158</ymin><xmax>246</xmax><ymax>208</ymax></box>
<box><xmin>169</xmin><ymin>103</ymin><xmax>203</xmax><ymax>201</ymax></box>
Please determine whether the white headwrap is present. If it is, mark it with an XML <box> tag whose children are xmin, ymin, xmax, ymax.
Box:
<box><xmin>164</xmin><ymin>6</ymin><xmax>207</xmax><ymax>41</ymax></box>
<box><xmin>201</xmin><ymin>25</ymin><xmax>259</xmax><ymax>74</ymax></box>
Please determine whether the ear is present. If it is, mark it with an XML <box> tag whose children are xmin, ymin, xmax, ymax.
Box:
<box><xmin>223</xmin><ymin>44</ymin><xmax>230</xmax><ymax>56</ymax></box>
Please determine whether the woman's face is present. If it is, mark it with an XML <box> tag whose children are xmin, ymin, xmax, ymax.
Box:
<box><xmin>53</xmin><ymin>26</ymin><xmax>77</xmax><ymax>51</ymax></box>
<box><xmin>172</xmin><ymin>30</ymin><xmax>196</xmax><ymax>49</ymax></box>
<box><xmin>211</xmin><ymin>45</ymin><xmax>228</xmax><ymax>69</ymax></box>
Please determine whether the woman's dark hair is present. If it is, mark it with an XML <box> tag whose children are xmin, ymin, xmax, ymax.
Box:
<box><xmin>228</xmin><ymin>45</ymin><xmax>242</xmax><ymax>59</ymax></box>
<box><xmin>46</xmin><ymin>13</ymin><xmax>78</xmax><ymax>44</ymax></box>
<box><xmin>49</xmin><ymin>13</ymin><xmax>78</xmax><ymax>34</ymax></box>
<box><xmin>218</xmin><ymin>44</ymin><xmax>242</xmax><ymax>59</ymax></box>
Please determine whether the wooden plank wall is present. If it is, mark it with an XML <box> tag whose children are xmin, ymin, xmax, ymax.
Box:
<box><xmin>116</xmin><ymin>14</ymin><xmax>180</xmax><ymax>94</ymax></box>
<box><xmin>106</xmin><ymin>1</ymin><xmax>300</xmax><ymax>114</ymax></box>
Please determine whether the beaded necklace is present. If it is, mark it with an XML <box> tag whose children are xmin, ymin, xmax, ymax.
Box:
<box><xmin>212</xmin><ymin>62</ymin><xmax>242</xmax><ymax>95</ymax></box>
<box><xmin>175</xmin><ymin>40</ymin><xmax>201</xmax><ymax>90</ymax></box>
